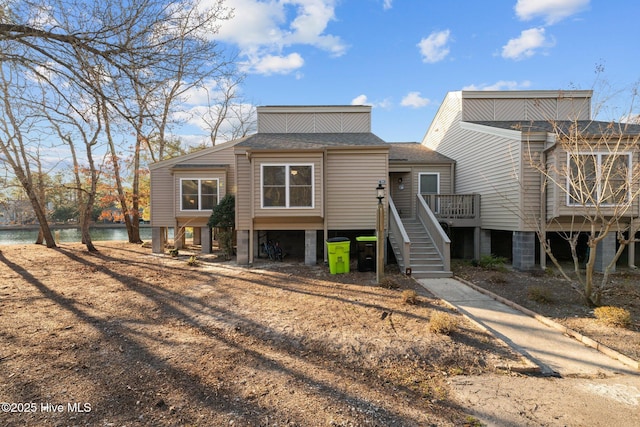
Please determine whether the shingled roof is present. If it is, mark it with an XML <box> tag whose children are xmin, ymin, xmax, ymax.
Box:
<box><xmin>469</xmin><ymin>120</ymin><xmax>640</xmax><ymax>136</ymax></box>
<box><xmin>388</xmin><ymin>142</ymin><xmax>454</xmax><ymax>163</ymax></box>
<box><xmin>236</xmin><ymin>132</ymin><xmax>388</xmax><ymax>150</ymax></box>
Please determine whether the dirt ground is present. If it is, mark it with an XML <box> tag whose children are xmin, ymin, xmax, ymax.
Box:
<box><xmin>0</xmin><ymin>242</ymin><xmax>639</xmax><ymax>426</ymax></box>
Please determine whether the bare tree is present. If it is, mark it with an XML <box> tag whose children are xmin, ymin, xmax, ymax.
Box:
<box><xmin>0</xmin><ymin>64</ymin><xmax>57</xmax><ymax>247</ymax></box>
<box><xmin>524</xmin><ymin>119</ymin><xmax>640</xmax><ymax>306</ymax></box>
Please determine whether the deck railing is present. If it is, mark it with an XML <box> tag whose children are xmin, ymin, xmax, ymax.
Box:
<box><xmin>422</xmin><ymin>193</ymin><xmax>481</xmax><ymax>225</ymax></box>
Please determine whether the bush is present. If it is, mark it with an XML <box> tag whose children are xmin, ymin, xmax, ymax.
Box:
<box><xmin>476</xmin><ymin>254</ymin><xmax>508</xmax><ymax>271</ymax></box>
<box><xmin>401</xmin><ymin>289</ymin><xmax>418</xmax><ymax>304</ymax></box>
<box><xmin>527</xmin><ymin>285</ymin><xmax>554</xmax><ymax>304</ymax></box>
<box><xmin>594</xmin><ymin>306</ymin><xmax>631</xmax><ymax>328</ymax></box>
<box><xmin>429</xmin><ymin>311</ymin><xmax>460</xmax><ymax>335</ymax></box>
<box><xmin>379</xmin><ymin>277</ymin><xmax>399</xmax><ymax>289</ymax></box>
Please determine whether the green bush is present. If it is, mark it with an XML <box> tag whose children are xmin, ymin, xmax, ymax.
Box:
<box><xmin>477</xmin><ymin>254</ymin><xmax>508</xmax><ymax>271</ymax></box>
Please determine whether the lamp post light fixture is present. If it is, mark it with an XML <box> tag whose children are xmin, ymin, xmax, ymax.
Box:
<box><xmin>376</xmin><ymin>180</ymin><xmax>385</xmax><ymax>284</ymax></box>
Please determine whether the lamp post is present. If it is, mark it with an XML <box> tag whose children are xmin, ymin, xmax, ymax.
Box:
<box><xmin>376</xmin><ymin>180</ymin><xmax>385</xmax><ymax>284</ymax></box>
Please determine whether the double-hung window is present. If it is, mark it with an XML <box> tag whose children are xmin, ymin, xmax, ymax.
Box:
<box><xmin>567</xmin><ymin>153</ymin><xmax>631</xmax><ymax>205</ymax></box>
<box><xmin>262</xmin><ymin>164</ymin><xmax>313</xmax><ymax>208</ymax></box>
<box><xmin>180</xmin><ymin>178</ymin><xmax>219</xmax><ymax>211</ymax></box>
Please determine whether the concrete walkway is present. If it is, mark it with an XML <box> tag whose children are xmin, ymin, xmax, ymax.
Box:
<box><xmin>418</xmin><ymin>277</ymin><xmax>639</xmax><ymax>377</ymax></box>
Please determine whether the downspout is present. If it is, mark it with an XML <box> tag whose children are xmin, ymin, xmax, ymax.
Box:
<box><xmin>248</xmin><ymin>150</ymin><xmax>254</xmax><ymax>265</ymax></box>
<box><xmin>323</xmin><ymin>148</ymin><xmax>328</xmax><ymax>262</ymax></box>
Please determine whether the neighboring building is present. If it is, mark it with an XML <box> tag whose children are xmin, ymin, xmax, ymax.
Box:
<box><xmin>422</xmin><ymin>90</ymin><xmax>640</xmax><ymax>270</ymax></box>
<box><xmin>149</xmin><ymin>105</ymin><xmax>457</xmax><ymax>277</ymax></box>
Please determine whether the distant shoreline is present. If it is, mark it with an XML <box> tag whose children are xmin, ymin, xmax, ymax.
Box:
<box><xmin>0</xmin><ymin>223</ymin><xmax>152</xmax><ymax>231</ymax></box>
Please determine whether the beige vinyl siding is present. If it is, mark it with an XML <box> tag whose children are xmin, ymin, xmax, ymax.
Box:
<box><xmin>149</xmin><ymin>140</ymin><xmax>239</xmax><ymax>227</ymax></box>
<box><xmin>326</xmin><ymin>149</ymin><xmax>388</xmax><ymax>229</ymax></box>
<box><xmin>549</xmin><ymin>150</ymin><xmax>640</xmax><ymax>219</ymax></box>
<box><xmin>251</xmin><ymin>152</ymin><xmax>323</xmax><ymax>218</ymax></box>
<box><xmin>389</xmin><ymin>165</ymin><xmax>453</xmax><ymax>217</ymax></box>
<box><xmin>519</xmin><ymin>139</ymin><xmax>545</xmax><ymax>231</ymax></box>
<box><xmin>173</xmin><ymin>171</ymin><xmax>227</xmax><ymax>223</ymax></box>
<box><xmin>256</xmin><ymin>107</ymin><xmax>371</xmax><ymax>133</ymax></box>
<box><xmin>461</xmin><ymin>92</ymin><xmax>592</xmax><ymax>121</ymax></box>
<box><xmin>235</xmin><ymin>151</ymin><xmax>252</xmax><ymax>230</ymax></box>
<box><xmin>150</xmin><ymin>167</ymin><xmax>175</xmax><ymax>227</ymax></box>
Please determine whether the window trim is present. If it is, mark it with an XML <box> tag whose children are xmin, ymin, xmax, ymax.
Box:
<box><xmin>565</xmin><ymin>151</ymin><xmax>632</xmax><ymax>206</ymax></box>
<box><xmin>260</xmin><ymin>163</ymin><xmax>315</xmax><ymax>209</ymax></box>
<box><xmin>179</xmin><ymin>178</ymin><xmax>220</xmax><ymax>211</ymax></box>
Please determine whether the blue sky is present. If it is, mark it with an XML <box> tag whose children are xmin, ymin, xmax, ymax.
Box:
<box><xmin>184</xmin><ymin>0</ymin><xmax>640</xmax><ymax>143</ymax></box>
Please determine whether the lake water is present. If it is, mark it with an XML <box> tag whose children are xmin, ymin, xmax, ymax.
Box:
<box><xmin>0</xmin><ymin>226</ymin><xmax>155</xmax><ymax>245</ymax></box>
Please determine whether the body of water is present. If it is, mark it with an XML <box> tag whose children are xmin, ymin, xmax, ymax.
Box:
<box><xmin>0</xmin><ymin>226</ymin><xmax>154</xmax><ymax>245</ymax></box>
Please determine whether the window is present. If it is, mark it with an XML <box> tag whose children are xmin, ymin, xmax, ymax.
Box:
<box><xmin>567</xmin><ymin>153</ymin><xmax>631</xmax><ymax>205</ymax></box>
<box><xmin>419</xmin><ymin>173</ymin><xmax>440</xmax><ymax>211</ymax></box>
<box><xmin>180</xmin><ymin>179</ymin><xmax>219</xmax><ymax>211</ymax></box>
<box><xmin>262</xmin><ymin>164</ymin><xmax>313</xmax><ymax>208</ymax></box>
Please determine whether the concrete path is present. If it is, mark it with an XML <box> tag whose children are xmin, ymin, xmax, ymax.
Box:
<box><xmin>418</xmin><ymin>277</ymin><xmax>638</xmax><ymax>377</ymax></box>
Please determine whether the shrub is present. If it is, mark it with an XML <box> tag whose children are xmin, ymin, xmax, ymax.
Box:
<box><xmin>401</xmin><ymin>289</ymin><xmax>418</xmax><ymax>304</ymax></box>
<box><xmin>477</xmin><ymin>254</ymin><xmax>508</xmax><ymax>271</ymax></box>
<box><xmin>379</xmin><ymin>277</ymin><xmax>399</xmax><ymax>289</ymax></box>
<box><xmin>594</xmin><ymin>306</ymin><xmax>631</xmax><ymax>328</ymax></box>
<box><xmin>169</xmin><ymin>248</ymin><xmax>179</xmax><ymax>257</ymax></box>
<box><xmin>527</xmin><ymin>285</ymin><xmax>554</xmax><ymax>304</ymax></box>
<box><xmin>429</xmin><ymin>311</ymin><xmax>460</xmax><ymax>335</ymax></box>
<box><xmin>187</xmin><ymin>255</ymin><xmax>198</xmax><ymax>266</ymax></box>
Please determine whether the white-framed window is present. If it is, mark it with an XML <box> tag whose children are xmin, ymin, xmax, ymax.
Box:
<box><xmin>261</xmin><ymin>164</ymin><xmax>314</xmax><ymax>208</ymax></box>
<box><xmin>566</xmin><ymin>152</ymin><xmax>632</xmax><ymax>206</ymax></box>
<box><xmin>180</xmin><ymin>178</ymin><xmax>219</xmax><ymax>211</ymax></box>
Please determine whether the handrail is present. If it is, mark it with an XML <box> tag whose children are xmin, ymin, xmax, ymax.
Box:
<box><xmin>388</xmin><ymin>197</ymin><xmax>411</xmax><ymax>272</ymax></box>
<box><xmin>416</xmin><ymin>194</ymin><xmax>451</xmax><ymax>272</ymax></box>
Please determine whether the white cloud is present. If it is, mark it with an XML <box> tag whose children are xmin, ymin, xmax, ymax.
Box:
<box><xmin>462</xmin><ymin>80</ymin><xmax>532</xmax><ymax>91</ymax></box>
<box><xmin>417</xmin><ymin>30</ymin><xmax>451</xmax><ymax>63</ymax></box>
<box><xmin>215</xmin><ymin>0</ymin><xmax>346</xmax><ymax>75</ymax></box>
<box><xmin>351</xmin><ymin>94</ymin><xmax>369</xmax><ymax>105</ymax></box>
<box><xmin>515</xmin><ymin>0</ymin><xmax>589</xmax><ymax>25</ymax></box>
<box><xmin>248</xmin><ymin>53</ymin><xmax>305</xmax><ymax>75</ymax></box>
<box><xmin>383</xmin><ymin>0</ymin><xmax>393</xmax><ymax>10</ymax></box>
<box><xmin>400</xmin><ymin>92</ymin><xmax>430</xmax><ymax>108</ymax></box>
<box><xmin>501</xmin><ymin>27</ymin><xmax>553</xmax><ymax>60</ymax></box>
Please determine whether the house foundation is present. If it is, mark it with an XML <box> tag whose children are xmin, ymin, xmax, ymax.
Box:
<box><xmin>304</xmin><ymin>230</ymin><xmax>317</xmax><ymax>265</ymax></box>
<box><xmin>480</xmin><ymin>229</ymin><xmax>492</xmax><ymax>258</ymax></box>
<box><xmin>594</xmin><ymin>232</ymin><xmax>616</xmax><ymax>273</ymax></box>
<box><xmin>236</xmin><ymin>230</ymin><xmax>250</xmax><ymax>265</ymax></box>
<box><xmin>512</xmin><ymin>231</ymin><xmax>536</xmax><ymax>271</ymax></box>
<box><xmin>152</xmin><ymin>227</ymin><xmax>166</xmax><ymax>254</ymax></box>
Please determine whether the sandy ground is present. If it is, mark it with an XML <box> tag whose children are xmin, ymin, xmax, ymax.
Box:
<box><xmin>0</xmin><ymin>242</ymin><xmax>638</xmax><ymax>426</ymax></box>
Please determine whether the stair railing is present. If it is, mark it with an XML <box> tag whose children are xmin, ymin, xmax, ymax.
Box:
<box><xmin>416</xmin><ymin>194</ymin><xmax>451</xmax><ymax>273</ymax></box>
<box><xmin>388</xmin><ymin>197</ymin><xmax>411</xmax><ymax>272</ymax></box>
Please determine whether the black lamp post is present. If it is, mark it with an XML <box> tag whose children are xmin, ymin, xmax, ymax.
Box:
<box><xmin>376</xmin><ymin>180</ymin><xmax>385</xmax><ymax>284</ymax></box>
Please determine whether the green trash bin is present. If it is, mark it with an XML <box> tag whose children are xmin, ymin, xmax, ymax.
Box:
<box><xmin>356</xmin><ymin>236</ymin><xmax>376</xmax><ymax>272</ymax></box>
<box><xmin>326</xmin><ymin>237</ymin><xmax>350</xmax><ymax>274</ymax></box>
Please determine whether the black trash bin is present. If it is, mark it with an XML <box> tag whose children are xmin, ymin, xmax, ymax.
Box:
<box><xmin>356</xmin><ymin>236</ymin><xmax>376</xmax><ymax>272</ymax></box>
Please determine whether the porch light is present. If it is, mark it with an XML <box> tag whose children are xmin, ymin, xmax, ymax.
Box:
<box><xmin>376</xmin><ymin>181</ymin><xmax>386</xmax><ymax>203</ymax></box>
<box><xmin>398</xmin><ymin>177</ymin><xmax>404</xmax><ymax>191</ymax></box>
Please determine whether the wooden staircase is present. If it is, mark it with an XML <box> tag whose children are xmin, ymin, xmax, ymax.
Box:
<box><xmin>388</xmin><ymin>217</ymin><xmax>452</xmax><ymax>279</ymax></box>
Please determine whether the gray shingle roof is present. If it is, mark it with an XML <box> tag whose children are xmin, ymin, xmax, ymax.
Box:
<box><xmin>469</xmin><ymin>120</ymin><xmax>640</xmax><ymax>136</ymax></box>
<box><xmin>388</xmin><ymin>142</ymin><xmax>454</xmax><ymax>163</ymax></box>
<box><xmin>236</xmin><ymin>133</ymin><xmax>388</xmax><ymax>149</ymax></box>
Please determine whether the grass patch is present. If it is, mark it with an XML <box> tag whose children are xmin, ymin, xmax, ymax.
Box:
<box><xmin>429</xmin><ymin>311</ymin><xmax>460</xmax><ymax>335</ymax></box>
<box><xmin>527</xmin><ymin>285</ymin><xmax>554</xmax><ymax>304</ymax></box>
<box><xmin>401</xmin><ymin>289</ymin><xmax>418</xmax><ymax>304</ymax></box>
<box><xmin>594</xmin><ymin>306</ymin><xmax>631</xmax><ymax>328</ymax></box>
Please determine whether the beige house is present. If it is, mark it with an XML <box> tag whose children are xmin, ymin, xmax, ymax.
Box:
<box><xmin>149</xmin><ymin>105</ymin><xmax>460</xmax><ymax>277</ymax></box>
<box><xmin>422</xmin><ymin>90</ymin><xmax>640</xmax><ymax>270</ymax></box>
